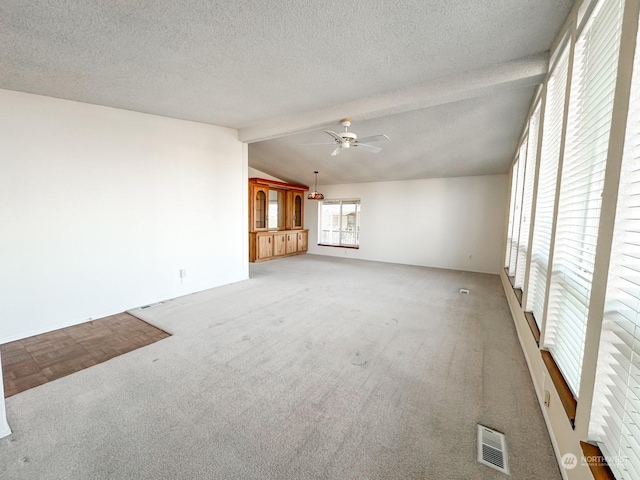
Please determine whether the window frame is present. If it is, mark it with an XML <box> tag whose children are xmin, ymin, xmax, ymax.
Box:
<box><xmin>543</xmin><ymin>0</ymin><xmax>625</xmax><ymax>399</ymax></box>
<box><xmin>317</xmin><ymin>199</ymin><xmax>361</xmax><ymax>248</ymax></box>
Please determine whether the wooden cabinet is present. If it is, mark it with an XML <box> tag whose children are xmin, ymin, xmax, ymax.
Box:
<box><xmin>297</xmin><ymin>231</ymin><xmax>308</xmax><ymax>252</ymax></box>
<box><xmin>250</xmin><ymin>230</ymin><xmax>308</xmax><ymax>262</ymax></box>
<box><xmin>274</xmin><ymin>233</ymin><xmax>287</xmax><ymax>256</ymax></box>
<box><xmin>257</xmin><ymin>234</ymin><xmax>273</xmax><ymax>259</ymax></box>
<box><xmin>250</xmin><ymin>185</ymin><xmax>269</xmax><ymax>231</ymax></box>
<box><xmin>286</xmin><ymin>232</ymin><xmax>298</xmax><ymax>254</ymax></box>
<box><xmin>290</xmin><ymin>191</ymin><xmax>304</xmax><ymax>229</ymax></box>
<box><xmin>249</xmin><ymin>178</ymin><xmax>309</xmax><ymax>262</ymax></box>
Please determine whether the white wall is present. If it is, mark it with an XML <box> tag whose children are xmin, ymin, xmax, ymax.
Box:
<box><xmin>248</xmin><ymin>166</ymin><xmax>283</xmax><ymax>182</ymax></box>
<box><xmin>306</xmin><ymin>175</ymin><xmax>508</xmax><ymax>274</ymax></box>
<box><xmin>0</xmin><ymin>89</ymin><xmax>248</xmax><ymax>344</ymax></box>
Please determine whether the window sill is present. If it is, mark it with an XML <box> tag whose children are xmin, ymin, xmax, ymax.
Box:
<box><xmin>317</xmin><ymin>244</ymin><xmax>359</xmax><ymax>249</ymax></box>
<box><xmin>514</xmin><ymin>287</ymin><xmax>523</xmax><ymax>306</ymax></box>
<box><xmin>580</xmin><ymin>442</ymin><xmax>616</xmax><ymax>480</ymax></box>
<box><xmin>541</xmin><ymin>350</ymin><xmax>577</xmax><ymax>429</ymax></box>
<box><xmin>524</xmin><ymin>311</ymin><xmax>541</xmax><ymax>345</ymax></box>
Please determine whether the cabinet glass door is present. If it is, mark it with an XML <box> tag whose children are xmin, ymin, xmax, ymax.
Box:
<box><xmin>255</xmin><ymin>189</ymin><xmax>267</xmax><ymax>229</ymax></box>
<box><xmin>294</xmin><ymin>194</ymin><xmax>302</xmax><ymax>228</ymax></box>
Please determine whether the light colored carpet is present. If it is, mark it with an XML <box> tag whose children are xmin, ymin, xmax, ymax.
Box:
<box><xmin>0</xmin><ymin>255</ymin><xmax>560</xmax><ymax>479</ymax></box>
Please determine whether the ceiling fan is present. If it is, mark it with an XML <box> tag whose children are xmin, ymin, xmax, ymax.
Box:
<box><xmin>305</xmin><ymin>118</ymin><xmax>389</xmax><ymax>156</ymax></box>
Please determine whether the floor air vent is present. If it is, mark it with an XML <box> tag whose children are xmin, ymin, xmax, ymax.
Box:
<box><xmin>477</xmin><ymin>424</ymin><xmax>509</xmax><ymax>475</ymax></box>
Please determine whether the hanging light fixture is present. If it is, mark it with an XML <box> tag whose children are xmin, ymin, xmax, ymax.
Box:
<box><xmin>307</xmin><ymin>171</ymin><xmax>324</xmax><ymax>200</ymax></box>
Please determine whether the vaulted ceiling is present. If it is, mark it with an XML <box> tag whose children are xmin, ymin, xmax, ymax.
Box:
<box><xmin>1</xmin><ymin>1</ymin><xmax>574</xmax><ymax>185</ymax></box>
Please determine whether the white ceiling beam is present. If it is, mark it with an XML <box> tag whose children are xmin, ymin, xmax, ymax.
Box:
<box><xmin>238</xmin><ymin>52</ymin><xmax>549</xmax><ymax>143</ymax></box>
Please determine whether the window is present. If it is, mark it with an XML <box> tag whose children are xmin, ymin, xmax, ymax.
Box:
<box><xmin>590</xmin><ymin>7</ymin><xmax>640</xmax><ymax>478</ymax></box>
<box><xmin>545</xmin><ymin>0</ymin><xmax>624</xmax><ymax>397</ymax></box>
<box><xmin>515</xmin><ymin>103</ymin><xmax>542</xmax><ymax>289</ymax></box>
<box><xmin>508</xmin><ymin>151</ymin><xmax>527</xmax><ymax>276</ymax></box>
<box><xmin>505</xmin><ymin>159</ymin><xmax>521</xmax><ymax>271</ymax></box>
<box><xmin>526</xmin><ymin>43</ymin><xmax>570</xmax><ymax>329</ymax></box>
<box><xmin>500</xmin><ymin>0</ymin><xmax>640</xmax><ymax>475</ymax></box>
<box><xmin>318</xmin><ymin>199</ymin><xmax>361</xmax><ymax>247</ymax></box>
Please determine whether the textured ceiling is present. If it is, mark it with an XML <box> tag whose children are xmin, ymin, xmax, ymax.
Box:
<box><xmin>250</xmin><ymin>88</ymin><xmax>537</xmax><ymax>186</ymax></box>
<box><xmin>1</xmin><ymin>0</ymin><xmax>574</xmax><ymax>183</ymax></box>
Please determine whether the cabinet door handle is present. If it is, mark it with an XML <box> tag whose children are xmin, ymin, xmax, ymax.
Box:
<box><xmin>269</xmin><ymin>238</ymin><xmax>271</xmax><ymax>243</ymax></box>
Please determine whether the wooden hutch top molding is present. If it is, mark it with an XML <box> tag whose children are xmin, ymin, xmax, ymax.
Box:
<box><xmin>248</xmin><ymin>177</ymin><xmax>308</xmax><ymax>192</ymax></box>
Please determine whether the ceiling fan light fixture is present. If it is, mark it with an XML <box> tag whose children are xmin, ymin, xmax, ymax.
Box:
<box><xmin>301</xmin><ymin>119</ymin><xmax>388</xmax><ymax>157</ymax></box>
<box><xmin>307</xmin><ymin>171</ymin><xmax>324</xmax><ymax>200</ymax></box>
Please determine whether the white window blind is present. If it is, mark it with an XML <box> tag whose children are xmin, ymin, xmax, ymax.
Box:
<box><xmin>590</xmin><ymin>12</ymin><xmax>640</xmax><ymax>479</ymax></box>
<box><xmin>526</xmin><ymin>45</ymin><xmax>571</xmax><ymax>328</ymax></box>
<box><xmin>509</xmin><ymin>145</ymin><xmax>528</xmax><ymax>276</ymax></box>
<box><xmin>545</xmin><ymin>0</ymin><xmax>624</xmax><ymax>396</ymax></box>
<box><xmin>319</xmin><ymin>199</ymin><xmax>361</xmax><ymax>247</ymax></box>
<box><xmin>515</xmin><ymin>105</ymin><xmax>541</xmax><ymax>289</ymax></box>
<box><xmin>505</xmin><ymin>159</ymin><xmax>520</xmax><ymax>270</ymax></box>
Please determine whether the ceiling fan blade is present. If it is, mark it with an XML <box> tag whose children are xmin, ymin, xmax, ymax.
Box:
<box><xmin>302</xmin><ymin>142</ymin><xmax>338</xmax><ymax>146</ymax></box>
<box><xmin>324</xmin><ymin>130</ymin><xmax>346</xmax><ymax>143</ymax></box>
<box><xmin>356</xmin><ymin>134</ymin><xmax>389</xmax><ymax>144</ymax></box>
<box><xmin>330</xmin><ymin>146</ymin><xmax>341</xmax><ymax>157</ymax></box>
<box><xmin>354</xmin><ymin>143</ymin><xmax>382</xmax><ymax>154</ymax></box>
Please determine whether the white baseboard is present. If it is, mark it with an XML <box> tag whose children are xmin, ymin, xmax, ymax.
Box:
<box><xmin>500</xmin><ymin>272</ymin><xmax>569</xmax><ymax>480</ymax></box>
<box><xmin>514</xmin><ymin>314</ymin><xmax>569</xmax><ymax>480</ymax></box>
